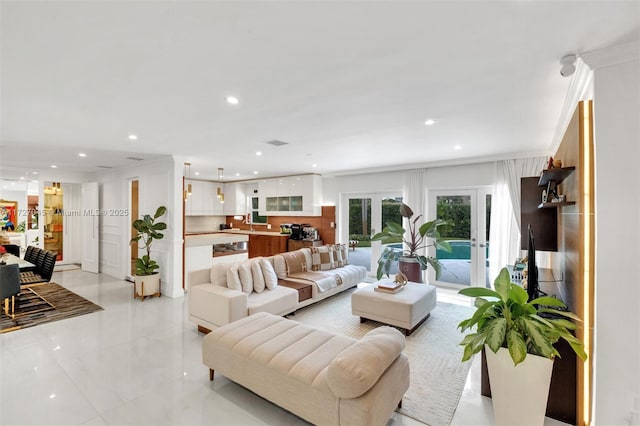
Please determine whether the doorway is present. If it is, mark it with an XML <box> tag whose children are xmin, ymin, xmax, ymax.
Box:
<box><xmin>129</xmin><ymin>179</ymin><xmax>139</xmax><ymax>280</ymax></box>
<box><xmin>428</xmin><ymin>188</ymin><xmax>492</xmax><ymax>288</ymax></box>
<box><xmin>343</xmin><ymin>192</ymin><xmax>403</xmax><ymax>276</ymax></box>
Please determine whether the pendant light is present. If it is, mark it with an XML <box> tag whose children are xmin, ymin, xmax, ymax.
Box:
<box><xmin>184</xmin><ymin>162</ymin><xmax>192</xmax><ymax>201</ymax></box>
<box><xmin>217</xmin><ymin>168</ymin><xmax>224</xmax><ymax>203</ymax></box>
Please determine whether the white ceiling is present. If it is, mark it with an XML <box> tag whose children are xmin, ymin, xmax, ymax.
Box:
<box><xmin>1</xmin><ymin>1</ymin><xmax>638</xmax><ymax>181</ymax></box>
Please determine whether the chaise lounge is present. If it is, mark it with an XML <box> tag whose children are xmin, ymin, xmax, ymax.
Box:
<box><xmin>203</xmin><ymin>312</ymin><xmax>410</xmax><ymax>426</ymax></box>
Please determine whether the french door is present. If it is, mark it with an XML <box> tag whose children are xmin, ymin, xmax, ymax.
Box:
<box><xmin>342</xmin><ymin>192</ymin><xmax>403</xmax><ymax>276</ymax></box>
<box><xmin>427</xmin><ymin>188</ymin><xmax>492</xmax><ymax>288</ymax></box>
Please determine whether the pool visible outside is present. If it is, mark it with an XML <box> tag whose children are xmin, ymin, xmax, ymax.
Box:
<box><xmin>387</xmin><ymin>240</ymin><xmax>489</xmax><ymax>260</ymax></box>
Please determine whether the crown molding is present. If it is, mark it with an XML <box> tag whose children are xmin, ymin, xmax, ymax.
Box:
<box><xmin>581</xmin><ymin>40</ymin><xmax>639</xmax><ymax>70</ymax></box>
<box><xmin>549</xmin><ymin>58</ymin><xmax>593</xmax><ymax>155</ymax></box>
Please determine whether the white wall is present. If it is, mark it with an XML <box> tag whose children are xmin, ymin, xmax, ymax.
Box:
<box><xmin>587</xmin><ymin>46</ymin><xmax>640</xmax><ymax>424</ymax></box>
<box><xmin>96</xmin><ymin>156</ymin><xmax>183</xmax><ymax>298</ymax></box>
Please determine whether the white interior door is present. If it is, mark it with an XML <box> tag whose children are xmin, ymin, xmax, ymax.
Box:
<box><xmin>81</xmin><ymin>182</ymin><xmax>99</xmax><ymax>273</ymax></box>
<box><xmin>427</xmin><ymin>187</ymin><xmax>492</xmax><ymax>288</ymax></box>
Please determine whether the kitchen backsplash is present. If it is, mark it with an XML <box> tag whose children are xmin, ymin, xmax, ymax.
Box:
<box><xmin>185</xmin><ymin>215</ymin><xmax>226</xmax><ymax>233</ymax></box>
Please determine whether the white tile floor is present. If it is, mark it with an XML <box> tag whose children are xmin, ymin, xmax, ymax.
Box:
<box><xmin>0</xmin><ymin>271</ymin><xmax>568</xmax><ymax>425</ymax></box>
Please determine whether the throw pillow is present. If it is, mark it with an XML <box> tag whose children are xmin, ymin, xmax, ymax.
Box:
<box><xmin>310</xmin><ymin>246</ymin><xmax>335</xmax><ymax>271</ymax></box>
<box><xmin>326</xmin><ymin>327</ymin><xmax>405</xmax><ymax>399</ymax></box>
<box><xmin>238</xmin><ymin>260</ymin><xmax>254</xmax><ymax>294</ymax></box>
<box><xmin>333</xmin><ymin>244</ymin><xmax>344</xmax><ymax>267</ymax></box>
<box><xmin>251</xmin><ymin>259</ymin><xmax>266</xmax><ymax>293</ymax></box>
<box><xmin>226</xmin><ymin>264</ymin><xmax>242</xmax><ymax>292</ymax></box>
<box><xmin>340</xmin><ymin>244</ymin><xmax>349</xmax><ymax>265</ymax></box>
<box><xmin>210</xmin><ymin>263</ymin><xmax>229</xmax><ymax>287</ymax></box>
<box><xmin>260</xmin><ymin>258</ymin><xmax>278</xmax><ymax>290</ymax></box>
<box><xmin>283</xmin><ymin>250</ymin><xmax>307</xmax><ymax>275</ymax></box>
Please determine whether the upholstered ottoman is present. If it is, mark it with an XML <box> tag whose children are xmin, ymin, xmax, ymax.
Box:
<box><xmin>351</xmin><ymin>281</ymin><xmax>437</xmax><ymax>336</ymax></box>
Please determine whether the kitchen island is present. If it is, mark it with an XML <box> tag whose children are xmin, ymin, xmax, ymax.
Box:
<box><xmin>221</xmin><ymin>229</ymin><xmax>290</xmax><ymax>257</ymax></box>
<box><xmin>184</xmin><ymin>232</ymin><xmax>249</xmax><ymax>289</ymax></box>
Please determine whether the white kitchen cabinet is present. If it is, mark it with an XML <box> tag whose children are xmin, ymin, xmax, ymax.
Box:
<box><xmin>190</xmin><ymin>180</ymin><xmax>205</xmax><ymax>215</ymax></box>
<box><xmin>258</xmin><ymin>174</ymin><xmax>322</xmax><ymax>216</ymax></box>
<box><xmin>223</xmin><ymin>182</ymin><xmax>248</xmax><ymax>215</ymax></box>
<box><xmin>185</xmin><ymin>180</ymin><xmax>224</xmax><ymax>216</ymax></box>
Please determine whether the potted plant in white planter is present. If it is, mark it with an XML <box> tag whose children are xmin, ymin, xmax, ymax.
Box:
<box><xmin>129</xmin><ymin>205</ymin><xmax>167</xmax><ymax>301</ymax></box>
<box><xmin>371</xmin><ymin>203</ymin><xmax>451</xmax><ymax>282</ymax></box>
<box><xmin>457</xmin><ymin>267</ymin><xmax>587</xmax><ymax>425</ymax></box>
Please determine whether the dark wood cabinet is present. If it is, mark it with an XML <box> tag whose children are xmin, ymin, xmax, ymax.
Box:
<box><xmin>521</xmin><ymin>177</ymin><xmax>557</xmax><ymax>251</ymax></box>
<box><xmin>248</xmin><ymin>234</ymin><xmax>288</xmax><ymax>258</ymax></box>
<box><xmin>287</xmin><ymin>239</ymin><xmax>323</xmax><ymax>251</ymax></box>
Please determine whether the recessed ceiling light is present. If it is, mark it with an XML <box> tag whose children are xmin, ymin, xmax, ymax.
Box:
<box><xmin>19</xmin><ymin>176</ymin><xmax>25</xmax><ymax>180</ymax></box>
<box><xmin>312</xmin><ymin>163</ymin><xmax>318</xmax><ymax>168</ymax></box>
<box><xmin>454</xmin><ymin>145</ymin><xmax>462</xmax><ymax>151</ymax></box>
<box><xmin>253</xmin><ymin>171</ymin><xmax>258</xmax><ymax>175</ymax></box>
<box><xmin>32</xmin><ymin>171</ymin><xmax>39</xmax><ymax>175</ymax></box>
<box><xmin>424</xmin><ymin>119</ymin><xmax>436</xmax><ymax>126</ymax></box>
<box><xmin>128</xmin><ymin>134</ymin><xmax>138</xmax><ymax>140</ymax></box>
<box><xmin>226</xmin><ymin>96</ymin><xmax>239</xmax><ymax>105</ymax></box>
<box><xmin>194</xmin><ymin>171</ymin><xmax>200</xmax><ymax>176</ymax></box>
<box><xmin>51</xmin><ymin>165</ymin><xmax>57</xmax><ymax>168</ymax></box>
<box><xmin>49</xmin><ymin>394</ymin><xmax>56</xmax><ymax>399</ymax></box>
<box><xmin>235</xmin><ymin>173</ymin><xmax>240</xmax><ymax>177</ymax></box>
<box><xmin>78</xmin><ymin>153</ymin><xmax>87</xmax><ymax>157</ymax></box>
<box><xmin>256</xmin><ymin>151</ymin><xmax>262</xmax><ymax>156</ymax></box>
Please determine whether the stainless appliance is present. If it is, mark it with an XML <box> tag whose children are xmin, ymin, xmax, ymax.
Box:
<box><xmin>302</xmin><ymin>226</ymin><xmax>319</xmax><ymax>241</ymax></box>
<box><xmin>290</xmin><ymin>224</ymin><xmax>303</xmax><ymax>240</ymax></box>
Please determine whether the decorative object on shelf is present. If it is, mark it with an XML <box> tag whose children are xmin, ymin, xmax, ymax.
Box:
<box><xmin>371</xmin><ymin>203</ymin><xmax>452</xmax><ymax>282</ymax></box>
<box><xmin>183</xmin><ymin>162</ymin><xmax>192</xmax><ymax>201</ymax></box>
<box><xmin>537</xmin><ymin>166</ymin><xmax>576</xmax><ymax>208</ymax></box>
<box><xmin>129</xmin><ymin>205</ymin><xmax>167</xmax><ymax>301</ymax></box>
<box><xmin>457</xmin><ymin>267</ymin><xmax>587</xmax><ymax>425</ymax></box>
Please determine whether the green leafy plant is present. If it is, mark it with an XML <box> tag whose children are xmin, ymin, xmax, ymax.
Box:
<box><xmin>457</xmin><ymin>267</ymin><xmax>588</xmax><ymax>365</ymax></box>
<box><xmin>129</xmin><ymin>206</ymin><xmax>167</xmax><ymax>276</ymax></box>
<box><xmin>16</xmin><ymin>221</ymin><xmax>26</xmax><ymax>233</ymax></box>
<box><xmin>371</xmin><ymin>203</ymin><xmax>452</xmax><ymax>280</ymax></box>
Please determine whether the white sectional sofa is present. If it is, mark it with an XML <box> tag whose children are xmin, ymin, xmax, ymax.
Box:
<box><xmin>189</xmin><ymin>245</ymin><xmax>367</xmax><ymax>331</ymax></box>
<box><xmin>203</xmin><ymin>312</ymin><xmax>410</xmax><ymax>426</ymax></box>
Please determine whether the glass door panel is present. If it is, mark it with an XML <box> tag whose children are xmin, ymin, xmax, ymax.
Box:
<box><xmin>434</xmin><ymin>193</ymin><xmax>473</xmax><ymax>287</ymax></box>
<box><xmin>428</xmin><ymin>187</ymin><xmax>492</xmax><ymax>288</ymax></box>
<box><xmin>347</xmin><ymin>197</ymin><xmax>372</xmax><ymax>272</ymax></box>
<box><xmin>344</xmin><ymin>193</ymin><xmax>403</xmax><ymax>276</ymax></box>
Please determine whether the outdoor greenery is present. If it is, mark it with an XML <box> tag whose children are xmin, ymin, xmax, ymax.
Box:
<box><xmin>129</xmin><ymin>205</ymin><xmax>167</xmax><ymax>276</ymax></box>
<box><xmin>457</xmin><ymin>267</ymin><xmax>587</xmax><ymax>365</ymax></box>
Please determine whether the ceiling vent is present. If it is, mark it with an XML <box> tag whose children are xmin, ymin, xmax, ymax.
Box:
<box><xmin>265</xmin><ymin>140</ymin><xmax>288</xmax><ymax>147</ymax></box>
<box><xmin>125</xmin><ymin>156</ymin><xmax>144</xmax><ymax>161</ymax></box>
<box><xmin>97</xmin><ymin>165</ymin><xmax>113</xmax><ymax>169</ymax></box>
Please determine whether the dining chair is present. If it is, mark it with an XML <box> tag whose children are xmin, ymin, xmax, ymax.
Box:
<box><xmin>1</xmin><ymin>244</ymin><xmax>20</xmax><ymax>257</ymax></box>
<box><xmin>0</xmin><ymin>263</ymin><xmax>21</xmax><ymax>318</ymax></box>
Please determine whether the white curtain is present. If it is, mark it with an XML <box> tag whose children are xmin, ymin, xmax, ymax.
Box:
<box><xmin>402</xmin><ymin>169</ymin><xmax>426</xmax><ymax>256</ymax></box>
<box><xmin>488</xmin><ymin>157</ymin><xmax>547</xmax><ymax>282</ymax></box>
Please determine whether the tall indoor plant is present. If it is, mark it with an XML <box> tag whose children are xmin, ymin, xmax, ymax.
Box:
<box><xmin>129</xmin><ymin>205</ymin><xmax>167</xmax><ymax>301</ymax></box>
<box><xmin>457</xmin><ymin>267</ymin><xmax>587</xmax><ymax>425</ymax></box>
<box><xmin>371</xmin><ymin>203</ymin><xmax>451</xmax><ymax>282</ymax></box>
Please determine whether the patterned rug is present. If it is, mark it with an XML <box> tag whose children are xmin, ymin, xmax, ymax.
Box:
<box><xmin>1</xmin><ymin>283</ymin><xmax>102</xmax><ymax>333</ymax></box>
<box><xmin>291</xmin><ymin>287</ymin><xmax>474</xmax><ymax>426</ymax></box>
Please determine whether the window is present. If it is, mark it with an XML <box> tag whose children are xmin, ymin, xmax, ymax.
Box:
<box><xmin>250</xmin><ymin>196</ymin><xmax>267</xmax><ymax>224</ymax></box>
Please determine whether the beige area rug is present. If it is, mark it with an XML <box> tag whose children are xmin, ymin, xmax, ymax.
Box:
<box><xmin>290</xmin><ymin>287</ymin><xmax>474</xmax><ymax>426</ymax></box>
